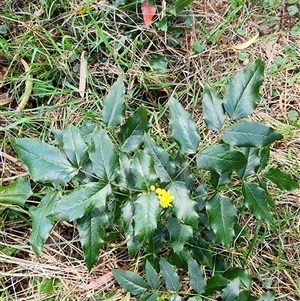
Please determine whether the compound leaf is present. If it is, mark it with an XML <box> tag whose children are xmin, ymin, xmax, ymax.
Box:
<box><xmin>119</xmin><ymin>106</ymin><xmax>149</xmax><ymax>153</ymax></box>
<box><xmin>188</xmin><ymin>258</ymin><xmax>207</xmax><ymax>294</ymax></box>
<box><xmin>29</xmin><ymin>192</ymin><xmax>60</xmax><ymax>256</ymax></box>
<box><xmin>205</xmin><ymin>275</ymin><xmax>228</xmax><ymax>295</ymax></box>
<box><xmin>62</xmin><ymin>124</ymin><xmax>88</xmax><ymax>167</ymax></box>
<box><xmin>102</xmin><ymin>76</ymin><xmax>125</xmax><ymax>128</ymax></box>
<box><xmin>206</xmin><ymin>193</ymin><xmax>237</xmax><ymax>248</ymax></box>
<box><xmin>77</xmin><ymin>207</ymin><xmax>105</xmax><ymax>271</ymax></box>
<box><xmin>112</xmin><ymin>269</ymin><xmax>147</xmax><ymax>295</ymax></box>
<box><xmin>134</xmin><ymin>193</ymin><xmax>162</xmax><ymax>242</ymax></box>
<box><xmin>221</xmin><ymin>121</ymin><xmax>283</xmax><ymax>147</ymax></box>
<box><xmin>159</xmin><ymin>258</ymin><xmax>181</xmax><ymax>292</ymax></box>
<box><xmin>242</xmin><ymin>182</ymin><xmax>273</xmax><ymax>224</ymax></box>
<box><xmin>197</xmin><ymin>145</ymin><xmax>247</xmax><ymax>174</ymax></box>
<box><xmin>223</xmin><ymin>59</ymin><xmax>264</xmax><ymax>119</ymax></box>
<box><xmin>257</xmin><ymin>292</ymin><xmax>275</xmax><ymax>301</ymax></box>
<box><xmin>169</xmin><ymin>97</ymin><xmax>200</xmax><ymax>154</ymax></box>
<box><xmin>145</xmin><ymin>260</ymin><xmax>160</xmax><ymax>289</ymax></box>
<box><xmin>0</xmin><ymin>177</ymin><xmax>32</xmax><ymax>206</ymax></box>
<box><xmin>139</xmin><ymin>293</ymin><xmax>158</xmax><ymax>301</ymax></box>
<box><xmin>49</xmin><ymin>182</ymin><xmax>111</xmax><ymax>221</ymax></box>
<box><xmin>236</xmin><ymin>147</ymin><xmax>260</xmax><ymax>179</ymax></box>
<box><xmin>11</xmin><ymin>138</ymin><xmax>77</xmax><ymax>185</ymax></box>
<box><xmin>89</xmin><ymin>127</ymin><xmax>119</xmax><ymax>181</ymax></box>
<box><xmin>144</xmin><ymin>134</ymin><xmax>176</xmax><ymax>182</ymax></box>
<box><xmin>168</xmin><ymin>181</ymin><xmax>198</xmax><ymax>226</ymax></box>
<box><xmin>221</xmin><ymin>278</ymin><xmax>240</xmax><ymax>301</ymax></box>
<box><xmin>203</xmin><ymin>86</ymin><xmax>225</xmax><ymax>131</ymax></box>
<box><xmin>167</xmin><ymin>217</ymin><xmax>193</xmax><ymax>254</ymax></box>
<box><xmin>263</xmin><ymin>167</ymin><xmax>299</xmax><ymax>191</ymax></box>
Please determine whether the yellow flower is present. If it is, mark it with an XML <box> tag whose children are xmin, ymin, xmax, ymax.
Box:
<box><xmin>156</xmin><ymin>188</ymin><xmax>174</xmax><ymax>208</ymax></box>
<box><xmin>150</xmin><ymin>185</ymin><xmax>156</xmax><ymax>191</ymax></box>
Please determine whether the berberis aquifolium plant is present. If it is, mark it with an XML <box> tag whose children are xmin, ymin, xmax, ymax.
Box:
<box><xmin>2</xmin><ymin>58</ymin><xmax>299</xmax><ymax>300</ymax></box>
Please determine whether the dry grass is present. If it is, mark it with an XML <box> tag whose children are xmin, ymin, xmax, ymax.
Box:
<box><xmin>0</xmin><ymin>0</ymin><xmax>300</xmax><ymax>300</ymax></box>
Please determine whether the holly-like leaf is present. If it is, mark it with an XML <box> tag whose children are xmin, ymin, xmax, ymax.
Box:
<box><xmin>224</xmin><ymin>268</ymin><xmax>252</xmax><ymax>289</ymax></box>
<box><xmin>223</xmin><ymin>59</ymin><xmax>264</xmax><ymax>120</ymax></box>
<box><xmin>102</xmin><ymin>76</ymin><xmax>125</xmax><ymax>128</ymax></box>
<box><xmin>258</xmin><ymin>147</ymin><xmax>270</xmax><ymax>173</ymax></box>
<box><xmin>221</xmin><ymin>278</ymin><xmax>240</xmax><ymax>301</ymax></box>
<box><xmin>77</xmin><ymin>207</ymin><xmax>105</xmax><ymax>271</ymax></box>
<box><xmin>29</xmin><ymin>192</ymin><xmax>60</xmax><ymax>256</ymax></box>
<box><xmin>205</xmin><ymin>275</ymin><xmax>228</xmax><ymax>295</ymax></box>
<box><xmin>89</xmin><ymin>127</ymin><xmax>119</xmax><ymax>181</ymax></box>
<box><xmin>263</xmin><ymin>167</ymin><xmax>299</xmax><ymax>191</ymax></box>
<box><xmin>134</xmin><ymin>193</ymin><xmax>162</xmax><ymax>242</ymax></box>
<box><xmin>206</xmin><ymin>193</ymin><xmax>237</xmax><ymax>248</ymax></box>
<box><xmin>119</xmin><ymin>106</ymin><xmax>149</xmax><ymax>153</ymax></box>
<box><xmin>197</xmin><ymin>144</ymin><xmax>247</xmax><ymax>174</ymax></box>
<box><xmin>169</xmin><ymin>97</ymin><xmax>200</xmax><ymax>154</ymax></box>
<box><xmin>169</xmin><ymin>296</ymin><xmax>181</xmax><ymax>301</ymax></box>
<box><xmin>242</xmin><ymin>182</ymin><xmax>273</xmax><ymax>224</ymax></box>
<box><xmin>202</xmin><ymin>86</ymin><xmax>225</xmax><ymax>131</ymax></box>
<box><xmin>189</xmin><ymin>237</ymin><xmax>213</xmax><ymax>268</ymax></box>
<box><xmin>236</xmin><ymin>147</ymin><xmax>260</xmax><ymax>179</ymax></box>
<box><xmin>49</xmin><ymin>182</ymin><xmax>111</xmax><ymax>221</ymax></box>
<box><xmin>221</xmin><ymin>121</ymin><xmax>283</xmax><ymax>148</ymax></box>
<box><xmin>0</xmin><ymin>177</ymin><xmax>32</xmax><ymax>206</ymax></box>
<box><xmin>144</xmin><ymin>134</ymin><xmax>175</xmax><ymax>182</ymax></box>
<box><xmin>257</xmin><ymin>292</ymin><xmax>275</xmax><ymax>301</ymax></box>
<box><xmin>167</xmin><ymin>217</ymin><xmax>193</xmax><ymax>254</ymax></box>
<box><xmin>139</xmin><ymin>293</ymin><xmax>158</xmax><ymax>301</ymax></box>
<box><xmin>62</xmin><ymin>124</ymin><xmax>89</xmax><ymax>167</ymax></box>
<box><xmin>188</xmin><ymin>258</ymin><xmax>207</xmax><ymax>294</ymax></box>
<box><xmin>11</xmin><ymin>138</ymin><xmax>77</xmax><ymax>185</ymax></box>
<box><xmin>159</xmin><ymin>258</ymin><xmax>181</xmax><ymax>292</ymax></box>
<box><xmin>168</xmin><ymin>181</ymin><xmax>198</xmax><ymax>226</ymax></box>
<box><xmin>112</xmin><ymin>269</ymin><xmax>147</xmax><ymax>295</ymax></box>
<box><xmin>145</xmin><ymin>260</ymin><xmax>160</xmax><ymax>289</ymax></box>
<box><xmin>131</xmin><ymin>151</ymin><xmax>158</xmax><ymax>190</ymax></box>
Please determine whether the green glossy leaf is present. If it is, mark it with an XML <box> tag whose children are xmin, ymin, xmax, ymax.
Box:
<box><xmin>221</xmin><ymin>121</ymin><xmax>283</xmax><ymax>147</ymax></box>
<box><xmin>11</xmin><ymin>138</ymin><xmax>77</xmax><ymax>185</ymax></box>
<box><xmin>257</xmin><ymin>292</ymin><xmax>275</xmax><ymax>301</ymax></box>
<box><xmin>263</xmin><ymin>167</ymin><xmax>299</xmax><ymax>191</ymax></box>
<box><xmin>159</xmin><ymin>258</ymin><xmax>181</xmax><ymax>292</ymax></box>
<box><xmin>258</xmin><ymin>147</ymin><xmax>270</xmax><ymax>173</ymax></box>
<box><xmin>131</xmin><ymin>151</ymin><xmax>158</xmax><ymax>190</ymax></box>
<box><xmin>102</xmin><ymin>76</ymin><xmax>125</xmax><ymax>128</ymax></box>
<box><xmin>221</xmin><ymin>278</ymin><xmax>240</xmax><ymax>301</ymax></box>
<box><xmin>139</xmin><ymin>293</ymin><xmax>158</xmax><ymax>301</ymax></box>
<box><xmin>89</xmin><ymin>127</ymin><xmax>119</xmax><ymax>181</ymax></box>
<box><xmin>224</xmin><ymin>268</ymin><xmax>252</xmax><ymax>289</ymax></box>
<box><xmin>205</xmin><ymin>275</ymin><xmax>228</xmax><ymax>295</ymax></box>
<box><xmin>0</xmin><ymin>177</ymin><xmax>32</xmax><ymax>206</ymax></box>
<box><xmin>195</xmin><ymin>183</ymin><xmax>207</xmax><ymax>212</ymax></box>
<box><xmin>62</xmin><ymin>124</ymin><xmax>88</xmax><ymax>167</ymax></box>
<box><xmin>189</xmin><ymin>237</ymin><xmax>213</xmax><ymax>267</ymax></box>
<box><xmin>49</xmin><ymin>182</ymin><xmax>111</xmax><ymax>221</ymax></box>
<box><xmin>112</xmin><ymin>269</ymin><xmax>147</xmax><ymax>295</ymax></box>
<box><xmin>145</xmin><ymin>260</ymin><xmax>160</xmax><ymax>289</ymax></box>
<box><xmin>77</xmin><ymin>207</ymin><xmax>105</xmax><ymax>271</ymax></box>
<box><xmin>118</xmin><ymin>153</ymin><xmax>135</xmax><ymax>189</ymax></box>
<box><xmin>134</xmin><ymin>193</ymin><xmax>162</xmax><ymax>242</ymax></box>
<box><xmin>203</xmin><ymin>86</ymin><xmax>225</xmax><ymax>131</ymax></box>
<box><xmin>167</xmin><ymin>217</ymin><xmax>193</xmax><ymax>253</ymax></box>
<box><xmin>236</xmin><ymin>291</ymin><xmax>257</xmax><ymax>301</ymax></box>
<box><xmin>223</xmin><ymin>59</ymin><xmax>264</xmax><ymax>119</ymax></box>
<box><xmin>29</xmin><ymin>192</ymin><xmax>60</xmax><ymax>256</ymax></box>
<box><xmin>119</xmin><ymin>106</ymin><xmax>149</xmax><ymax>153</ymax></box>
<box><xmin>210</xmin><ymin>170</ymin><xmax>232</xmax><ymax>188</ymax></box>
<box><xmin>242</xmin><ymin>182</ymin><xmax>273</xmax><ymax>224</ymax></box>
<box><xmin>144</xmin><ymin>134</ymin><xmax>175</xmax><ymax>182</ymax></box>
<box><xmin>206</xmin><ymin>193</ymin><xmax>237</xmax><ymax>248</ymax></box>
<box><xmin>187</xmin><ymin>297</ymin><xmax>202</xmax><ymax>301</ymax></box>
<box><xmin>236</xmin><ymin>147</ymin><xmax>260</xmax><ymax>178</ymax></box>
<box><xmin>175</xmin><ymin>0</ymin><xmax>195</xmax><ymax>12</ymax></box>
<box><xmin>168</xmin><ymin>181</ymin><xmax>198</xmax><ymax>226</ymax></box>
<box><xmin>197</xmin><ymin>144</ymin><xmax>247</xmax><ymax>174</ymax></box>
<box><xmin>149</xmin><ymin>55</ymin><xmax>168</xmax><ymax>71</ymax></box>
<box><xmin>169</xmin><ymin>97</ymin><xmax>200</xmax><ymax>154</ymax></box>
<box><xmin>188</xmin><ymin>258</ymin><xmax>207</xmax><ymax>294</ymax></box>
<box><xmin>173</xmin><ymin>152</ymin><xmax>194</xmax><ymax>190</ymax></box>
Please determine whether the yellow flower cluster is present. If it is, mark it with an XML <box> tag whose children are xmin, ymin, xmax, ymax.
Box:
<box><xmin>150</xmin><ymin>185</ymin><xmax>174</xmax><ymax>208</ymax></box>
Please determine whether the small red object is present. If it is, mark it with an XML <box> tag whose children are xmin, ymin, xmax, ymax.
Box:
<box><xmin>141</xmin><ymin>0</ymin><xmax>156</xmax><ymax>28</ymax></box>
